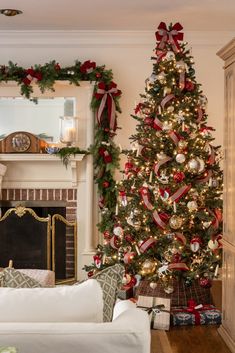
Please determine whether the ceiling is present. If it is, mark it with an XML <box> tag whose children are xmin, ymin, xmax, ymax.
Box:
<box><xmin>0</xmin><ymin>0</ymin><xmax>234</xmax><ymax>31</ymax></box>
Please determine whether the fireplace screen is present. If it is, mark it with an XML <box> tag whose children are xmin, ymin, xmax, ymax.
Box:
<box><xmin>0</xmin><ymin>205</ymin><xmax>77</xmax><ymax>284</ymax></box>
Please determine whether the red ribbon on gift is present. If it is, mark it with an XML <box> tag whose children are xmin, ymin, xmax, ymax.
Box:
<box><xmin>155</xmin><ymin>22</ymin><xmax>184</xmax><ymax>53</ymax></box>
<box><xmin>95</xmin><ymin>81</ymin><xmax>121</xmax><ymax>131</ymax></box>
<box><xmin>172</xmin><ymin>300</ymin><xmax>215</xmax><ymax>325</ymax></box>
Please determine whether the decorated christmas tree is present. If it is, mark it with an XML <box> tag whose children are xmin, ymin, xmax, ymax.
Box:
<box><xmin>86</xmin><ymin>22</ymin><xmax>223</xmax><ymax>293</ymax></box>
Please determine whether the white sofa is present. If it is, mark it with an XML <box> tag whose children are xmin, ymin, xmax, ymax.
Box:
<box><xmin>0</xmin><ymin>281</ymin><xmax>151</xmax><ymax>353</ymax></box>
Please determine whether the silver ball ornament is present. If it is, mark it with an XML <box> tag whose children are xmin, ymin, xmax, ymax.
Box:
<box><xmin>176</xmin><ymin>153</ymin><xmax>186</xmax><ymax>164</ymax></box>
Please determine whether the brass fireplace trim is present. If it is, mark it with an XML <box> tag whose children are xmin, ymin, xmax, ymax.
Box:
<box><xmin>0</xmin><ymin>205</ymin><xmax>51</xmax><ymax>269</ymax></box>
<box><xmin>52</xmin><ymin>214</ymin><xmax>77</xmax><ymax>285</ymax></box>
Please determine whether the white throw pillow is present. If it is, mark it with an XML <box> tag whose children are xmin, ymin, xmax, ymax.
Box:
<box><xmin>0</xmin><ymin>279</ymin><xmax>103</xmax><ymax>323</ymax></box>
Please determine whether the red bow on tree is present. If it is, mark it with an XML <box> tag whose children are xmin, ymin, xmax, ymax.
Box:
<box><xmin>155</xmin><ymin>22</ymin><xmax>184</xmax><ymax>53</ymax></box>
<box><xmin>98</xmin><ymin>147</ymin><xmax>112</xmax><ymax>164</ymax></box>
<box><xmin>95</xmin><ymin>81</ymin><xmax>121</xmax><ymax>132</ymax></box>
<box><xmin>80</xmin><ymin>60</ymin><xmax>96</xmax><ymax>74</ymax></box>
<box><xmin>22</xmin><ymin>68</ymin><xmax>42</xmax><ymax>86</ymax></box>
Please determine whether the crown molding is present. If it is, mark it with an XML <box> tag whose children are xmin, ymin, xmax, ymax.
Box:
<box><xmin>0</xmin><ymin>30</ymin><xmax>234</xmax><ymax>48</ymax></box>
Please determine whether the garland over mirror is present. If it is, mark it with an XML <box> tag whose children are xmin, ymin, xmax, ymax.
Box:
<box><xmin>0</xmin><ymin>59</ymin><xmax>122</xmax><ymax>234</ymax></box>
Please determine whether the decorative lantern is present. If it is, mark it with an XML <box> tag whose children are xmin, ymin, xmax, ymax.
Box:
<box><xmin>59</xmin><ymin>116</ymin><xmax>78</xmax><ymax>146</ymax></box>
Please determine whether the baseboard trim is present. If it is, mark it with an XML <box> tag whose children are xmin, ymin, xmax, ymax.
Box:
<box><xmin>218</xmin><ymin>325</ymin><xmax>235</xmax><ymax>353</ymax></box>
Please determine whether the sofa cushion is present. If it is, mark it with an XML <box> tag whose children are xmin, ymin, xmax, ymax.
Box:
<box><xmin>92</xmin><ymin>264</ymin><xmax>125</xmax><ymax>322</ymax></box>
<box><xmin>0</xmin><ymin>279</ymin><xmax>103</xmax><ymax>323</ymax></box>
<box><xmin>0</xmin><ymin>268</ymin><xmax>42</xmax><ymax>288</ymax></box>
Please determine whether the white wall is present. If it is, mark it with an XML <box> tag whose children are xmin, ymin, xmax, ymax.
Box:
<box><xmin>0</xmin><ymin>30</ymin><xmax>234</xmax><ymax>152</ymax></box>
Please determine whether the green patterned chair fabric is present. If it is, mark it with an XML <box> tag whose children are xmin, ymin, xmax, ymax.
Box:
<box><xmin>0</xmin><ymin>268</ymin><xmax>42</xmax><ymax>288</ymax></box>
<box><xmin>92</xmin><ymin>264</ymin><xmax>125</xmax><ymax>322</ymax></box>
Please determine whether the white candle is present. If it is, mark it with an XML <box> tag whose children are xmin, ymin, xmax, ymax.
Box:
<box><xmin>136</xmin><ymin>147</ymin><xmax>140</xmax><ymax>157</ymax></box>
<box><xmin>214</xmin><ymin>264</ymin><xmax>219</xmax><ymax>277</ymax></box>
<box><xmin>65</xmin><ymin>127</ymin><xmax>76</xmax><ymax>142</ymax></box>
<box><xmin>115</xmin><ymin>203</ymin><xmax>119</xmax><ymax>216</ymax></box>
<box><xmin>149</xmin><ymin>171</ymin><xmax>153</xmax><ymax>183</ymax></box>
<box><xmin>209</xmin><ymin>177</ymin><xmax>213</xmax><ymax>187</ymax></box>
<box><xmin>182</xmin><ymin>121</ymin><xmax>185</xmax><ymax>131</ymax></box>
<box><xmin>119</xmin><ymin>144</ymin><xmax>122</xmax><ymax>153</ymax></box>
<box><xmin>173</xmin><ymin>202</ymin><xmax>177</xmax><ymax>213</ymax></box>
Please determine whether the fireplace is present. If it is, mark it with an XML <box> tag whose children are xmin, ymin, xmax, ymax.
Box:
<box><xmin>0</xmin><ymin>188</ymin><xmax>77</xmax><ymax>283</ymax></box>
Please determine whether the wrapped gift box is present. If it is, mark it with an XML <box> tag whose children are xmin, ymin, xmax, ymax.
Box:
<box><xmin>137</xmin><ymin>295</ymin><xmax>171</xmax><ymax>330</ymax></box>
<box><xmin>171</xmin><ymin>304</ymin><xmax>221</xmax><ymax>326</ymax></box>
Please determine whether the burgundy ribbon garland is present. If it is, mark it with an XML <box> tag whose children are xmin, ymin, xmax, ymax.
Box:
<box><xmin>155</xmin><ymin>22</ymin><xmax>184</xmax><ymax>53</ymax></box>
<box><xmin>95</xmin><ymin>81</ymin><xmax>121</xmax><ymax>132</ymax></box>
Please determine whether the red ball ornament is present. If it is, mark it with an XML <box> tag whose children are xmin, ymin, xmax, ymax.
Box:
<box><xmin>125</xmin><ymin>234</ymin><xmax>134</xmax><ymax>243</ymax></box>
<box><xmin>96</xmin><ymin>72</ymin><xmax>102</xmax><ymax>78</ymax></box>
<box><xmin>87</xmin><ymin>270</ymin><xmax>94</xmax><ymax>278</ymax></box>
<box><xmin>185</xmin><ymin>79</ymin><xmax>195</xmax><ymax>91</ymax></box>
<box><xmin>144</xmin><ymin>116</ymin><xmax>153</xmax><ymax>126</ymax></box>
<box><xmin>173</xmin><ymin>171</ymin><xmax>185</xmax><ymax>183</ymax></box>
<box><xmin>199</xmin><ymin>277</ymin><xmax>212</xmax><ymax>288</ymax></box>
<box><xmin>172</xmin><ymin>252</ymin><xmax>182</xmax><ymax>263</ymax></box>
<box><xmin>103</xmin><ymin>230</ymin><xmax>111</xmax><ymax>240</ymax></box>
<box><xmin>102</xmin><ymin>180</ymin><xmax>110</xmax><ymax>188</ymax></box>
<box><xmin>125</xmin><ymin>161</ymin><xmax>134</xmax><ymax>174</ymax></box>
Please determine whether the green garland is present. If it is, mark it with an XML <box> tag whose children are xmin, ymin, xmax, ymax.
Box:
<box><xmin>0</xmin><ymin>58</ymin><xmax>122</xmax><ymax>234</ymax></box>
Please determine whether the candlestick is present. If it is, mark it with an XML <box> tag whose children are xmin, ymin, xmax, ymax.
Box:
<box><xmin>214</xmin><ymin>264</ymin><xmax>219</xmax><ymax>277</ymax></box>
<box><xmin>115</xmin><ymin>203</ymin><xmax>119</xmax><ymax>216</ymax></box>
<box><xmin>149</xmin><ymin>171</ymin><xmax>153</xmax><ymax>183</ymax></box>
<box><xmin>182</xmin><ymin>121</ymin><xmax>185</xmax><ymax>131</ymax></box>
<box><xmin>173</xmin><ymin>202</ymin><xmax>177</xmax><ymax>213</ymax></box>
<box><xmin>119</xmin><ymin>144</ymin><xmax>122</xmax><ymax>153</ymax></box>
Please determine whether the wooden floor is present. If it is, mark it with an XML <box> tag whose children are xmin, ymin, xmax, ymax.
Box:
<box><xmin>151</xmin><ymin>326</ymin><xmax>232</xmax><ymax>353</ymax></box>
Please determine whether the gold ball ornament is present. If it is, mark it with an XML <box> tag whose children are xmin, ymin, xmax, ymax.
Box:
<box><xmin>140</xmin><ymin>259</ymin><xmax>156</xmax><ymax>275</ymax></box>
<box><xmin>169</xmin><ymin>215</ymin><xmax>183</xmax><ymax>230</ymax></box>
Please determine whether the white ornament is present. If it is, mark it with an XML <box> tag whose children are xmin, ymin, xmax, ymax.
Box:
<box><xmin>187</xmin><ymin>158</ymin><xmax>200</xmax><ymax>173</ymax></box>
<box><xmin>157</xmin><ymin>171</ymin><xmax>169</xmax><ymax>184</ymax></box>
<box><xmin>150</xmin><ymin>282</ymin><xmax>157</xmax><ymax>289</ymax></box>
<box><xmin>148</xmin><ymin>73</ymin><xmax>157</xmax><ymax>83</ymax></box>
<box><xmin>113</xmin><ymin>226</ymin><xmax>124</xmax><ymax>237</ymax></box>
<box><xmin>190</xmin><ymin>242</ymin><xmax>200</xmax><ymax>252</ymax></box>
<box><xmin>199</xmin><ymin>95</ymin><xmax>208</xmax><ymax>108</ymax></box>
<box><xmin>208</xmin><ymin>239</ymin><xmax>219</xmax><ymax>250</ymax></box>
<box><xmin>187</xmin><ymin>201</ymin><xmax>198</xmax><ymax>212</ymax></box>
<box><xmin>164</xmin><ymin>285</ymin><xmax>174</xmax><ymax>294</ymax></box>
<box><xmin>203</xmin><ymin>221</ymin><xmax>211</xmax><ymax>229</ymax></box>
<box><xmin>176</xmin><ymin>153</ymin><xmax>186</xmax><ymax>164</ymax></box>
<box><xmin>165</xmin><ymin>51</ymin><xmax>175</xmax><ymax>61</ymax></box>
<box><xmin>158</xmin><ymin>262</ymin><xmax>169</xmax><ymax>275</ymax></box>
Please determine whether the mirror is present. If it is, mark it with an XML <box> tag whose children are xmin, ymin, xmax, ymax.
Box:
<box><xmin>0</xmin><ymin>97</ymin><xmax>76</xmax><ymax>142</ymax></box>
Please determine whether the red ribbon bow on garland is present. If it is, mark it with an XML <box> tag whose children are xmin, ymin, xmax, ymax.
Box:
<box><xmin>155</xmin><ymin>22</ymin><xmax>184</xmax><ymax>53</ymax></box>
<box><xmin>95</xmin><ymin>81</ymin><xmax>121</xmax><ymax>132</ymax></box>
<box><xmin>80</xmin><ymin>60</ymin><xmax>96</xmax><ymax>74</ymax></box>
<box><xmin>98</xmin><ymin>147</ymin><xmax>112</xmax><ymax>164</ymax></box>
<box><xmin>22</xmin><ymin>68</ymin><xmax>43</xmax><ymax>86</ymax></box>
